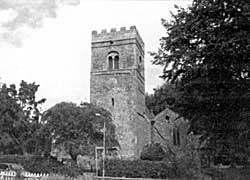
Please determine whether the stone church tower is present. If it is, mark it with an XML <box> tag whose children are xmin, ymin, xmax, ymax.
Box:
<box><xmin>90</xmin><ymin>26</ymin><xmax>150</xmax><ymax>159</ymax></box>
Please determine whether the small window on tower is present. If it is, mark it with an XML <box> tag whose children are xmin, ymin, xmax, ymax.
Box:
<box><xmin>112</xmin><ymin>98</ymin><xmax>114</xmax><ymax>106</ymax></box>
<box><xmin>138</xmin><ymin>56</ymin><xmax>142</xmax><ymax>72</ymax></box>
<box><xmin>114</xmin><ymin>55</ymin><xmax>119</xmax><ymax>69</ymax></box>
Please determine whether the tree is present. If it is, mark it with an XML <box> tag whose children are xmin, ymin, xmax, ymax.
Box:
<box><xmin>151</xmin><ymin>0</ymin><xmax>250</xmax><ymax>163</ymax></box>
<box><xmin>146</xmin><ymin>83</ymin><xmax>181</xmax><ymax>115</ymax></box>
<box><xmin>42</xmin><ymin>102</ymin><xmax>118</xmax><ymax>161</ymax></box>
<box><xmin>0</xmin><ymin>80</ymin><xmax>46</xmax><ymax>155</ymax></box>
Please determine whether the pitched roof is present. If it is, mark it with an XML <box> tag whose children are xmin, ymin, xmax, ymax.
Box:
<box><xmin>154</xmin><ymin>107</ymin><xmax>184</xmax><ymax>124</ymax></box>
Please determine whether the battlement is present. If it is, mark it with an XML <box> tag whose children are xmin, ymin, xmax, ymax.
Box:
<box><xmin>92</xmin><ymin>26</ymin><xmax>137</xmax><ymax>35</ymax></box>
<box><xmin>92</xmin><ymin>26</ymin><xmax>144</xmax><ymax>48</ymax></box>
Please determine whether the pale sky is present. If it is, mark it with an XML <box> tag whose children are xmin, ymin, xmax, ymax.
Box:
<box><xmin>0</xmin><ymin>0</ymin><xmax>191</xmax><ymax>110</ymax></box>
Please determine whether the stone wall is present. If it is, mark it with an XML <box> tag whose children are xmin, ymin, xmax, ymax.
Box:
<box><xmin>153</xmin><ymin>108</ymin><xmax>189</xmax><ymax>151</ymax></box>
<box><xmin>90</xmin><ymin>26</ymin><xmax>150</xmax><ymax>159</ymax></box>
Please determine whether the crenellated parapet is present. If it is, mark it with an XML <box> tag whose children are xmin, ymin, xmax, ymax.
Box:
<box><xmin>92</xmin><ymin>26</ymin><xmax>144</xmax><ymax>51</ymax></box>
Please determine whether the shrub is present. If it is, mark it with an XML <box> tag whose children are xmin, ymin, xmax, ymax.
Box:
<box><xmin>23</xmin><ymin>156</ymin><xmax>63</xmax><ymax>173</ymax></box>
<box><xmin>171</xmin><ymin>135</ymin><xmax>202</xmax><ymax>179</ymax></box>
<box><xmin>41</xmin><ymin>175</ymin><xmax>68</xmax><ymax>180</ymax></box>
<box><xmin>41</xmin><ymin>174</ymin><xmax>86</xmax><ymax>180</ymax></box>
<box><xmin>140</xmin><ymin>143</ymin><xmax>166</xmax><ymax>161</ymax></box>
<box><xmin>99</xmin><ymin>159</ymin><xmax>177</xmax><ymax>179</ymax></box>
<box><xmin>0</xmin><ymin>155</ymin><xmax>89</xmax><ymax>177</ymax></box>
<box><xmin>23</xmin><ymin>156</ymin><xmax>86</xmax><ymax>177</ymax></box>
<box><xmin>0</xmin><ymin>154</ymin><xmax>31</xmax><ymax>164</ymax></box>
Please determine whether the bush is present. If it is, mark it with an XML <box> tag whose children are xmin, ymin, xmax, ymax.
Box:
<box><xmin>0</xmin><ymin>155</ymin><xmax>89</xmax><ymax>177</ymax></box>
<box><xmin>41</xmin><ymin>174</ymin><xmax>75</xmax><ymax>180</ymax></box>
<box><xmin>140</xmin><ymin>143</ymin><xmax>166</xmax><ymax>161</ymax></box>
<box><xmin>23</xmin><ymin>156</ymin><xmax>63</xmax><ymax>173</ymax></box>
<box><xmin>0</xmin><ymin>154</ymin><xmax>31</xmax><ymax>164</ymax></box>
<box><xmin>41</xmin><ymin>174</ymin><xmax>88</xmax><ymax>180</ymax></box>
<box><xmin>171</xmin><ymin>135</ymin><xmax>202</xmax><ymax>179</ymax></box>
<box><xmin>99</xmin><ymin>159</ymin><xmax>177</xmax><ymax>178</ymax></box>
<box><xmin>23</xmin><ymin>156</ymin><xmax>87</xmax><ymax>177</ymax></box>
<box><xmin>41</xmin><ymin>175</ymin><xmax>66</xmax><ymax>180</ymax></box>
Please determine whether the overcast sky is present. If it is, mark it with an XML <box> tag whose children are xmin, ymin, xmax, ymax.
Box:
<box><xmin>0</xmin><ymin>0</ymin><xmax>191</xmax><ymax>110</ymax></box>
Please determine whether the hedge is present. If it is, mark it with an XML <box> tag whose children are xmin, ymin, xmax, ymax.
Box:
<box><xmin>99</xmin><ymin>159</ymin><xmax>177</xmax><ymax>179</ymax></box>
<box><xmin>140</xmin><ymin>143</ymin><xmax>166</xmax><ymax>161</ymax></box>
<box><xmin>0</xmin><ymin>154</ymin><xmax>31</xmax><ymax>164</ymax></box>
<box><xmin>0</xmin><ymin>155</ymin><xmax>89</xmax><ymax>177</ymax></box>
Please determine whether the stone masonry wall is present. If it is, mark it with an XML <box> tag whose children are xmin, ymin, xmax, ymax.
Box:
<box><xmin>153</xmin><ymin>108</ymin><xmax>189</xmax><ymax>152</ymax></box>
<box><xmin>90</xmin><ymin>26</ymin><xmax>150</xmax><ymax>159</ymax></box>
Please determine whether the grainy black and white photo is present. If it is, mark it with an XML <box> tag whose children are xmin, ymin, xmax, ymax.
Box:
<box><xmin>0</xmin><ymin>0</ymin><xmax>250</xmax><ymax>179</ymax></box>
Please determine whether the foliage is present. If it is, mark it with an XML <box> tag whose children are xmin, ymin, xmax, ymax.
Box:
<box><xmin>171</xmin><ymin>135</ymin><xmax>202</xmax><ymax>179</ymax></box>
<box><xmin>140</xmin><ymin>143</ymin><xmax>166</xmax><ymax>161</ymax></box>
<box><xmin>204</xmin><ymin>167</ymin><xmax>250</xmax><ymax>180</ymax></box>
<box><xmin>145</xmin><ymin>83</ymin><xmax>181</xmax><ymax>115</ymax></box>
<box><xmin>0</xmin><ymin>80</ymin><xmax>46</xmax><ymax>155</ymax></box>
<box><xmin>100</xmin><ymin>159</ymin><xmax>177</xmax><ymax>179</ymax></box>
<box><xmin>151</xmin><ymin>0</ymin><xmax>250</xmax><ymax>163</ymax></box>
<box><xmin>24</xmin><ymin>156</ymin><xmax>92</xmax><ymax>177</ymax></box>
<box><xmin>15</xmin><ymin>168</ymin><xmax>25</xmax><ymax>180</ymax></box>
<box><xmin>23</xmin><ymin>156</ymin><xmax>64</xmax><ymax>174</ymax></box>
<box><xmin>203</xmin><ymin>168</ymin><xmax>225</xmax><ymax>180</ymax></box>
<box><xmin>220</xmin><ymin>167</ymin><xmax>250</xmax><ymax>180</ymax></box>
<box><xmin>0</xmin><ymin>155</ymin><xmax>87</xmax><ymax>177</ymax></box>
<box><xmin>41</xmin><ymin>174</ymin><xmax>87</xmax><ymax>180</ymax></box>
<box><xmin>27</xmin><ymin>159</ymin><xmax>84</xmax><ymax>177</ymax></box>
<box><xmin>0</xmin><ymin>154</ymin><xmax>31</xmax><ymax>164</ymax></box>
<box><xmin>41</xmin><ymin>175</ymin><xmax>67</xmax><ymax>180</ymax></box>
<box><xmin>42</xmin><ymin>102</ymin><xmax>118</xmax><ymax>161</ymax></box>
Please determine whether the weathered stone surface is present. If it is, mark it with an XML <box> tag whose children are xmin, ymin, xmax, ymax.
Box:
<box><xmin>90</xmin><ymin>26</ymin><xmax>150</xmax><ymax>159</ymax></box>
<box><xmin>153</xmin><ymin>108</ymin><xmax>189</xmax><ymax>151</ymax></box>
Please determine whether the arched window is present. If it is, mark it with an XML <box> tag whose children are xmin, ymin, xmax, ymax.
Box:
<box><xmin>114</xmin><ymin>55</ymin><xmax>119</xmax><ymax>69</ymax></box>
<box><xmin>107</xmin><ymin>52</ymin><xmax>119</xmax><ymax>70</ymax></box>
<box><xmin>108</xmin><ymin>56</ymin><xmax>113</xmax><ymax>70</ymax></box>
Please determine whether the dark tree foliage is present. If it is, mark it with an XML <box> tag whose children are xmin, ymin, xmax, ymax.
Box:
<box><xmin>145</xmin><ymin>83</ymin><xmax>181</xmax><ymax>115</ymax></box>
<box><xmin>42</xmin><ymin>102</ymin><xmax>118</xmax><ymax>161</ymax></box>
<box><xmin>151</xmin><ymin>0</ymin><xmax>250</xmax><ymax>162</ymax></box>
<box><xmin>0</xmin><ymin>81</ymin><xmax>46</xmax><ymax>155</ymax></box>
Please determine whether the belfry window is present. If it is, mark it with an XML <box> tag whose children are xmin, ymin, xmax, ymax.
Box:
<box><xmin>114</xmin><ymin>55</ymin><xmax>119</xmax><ymax>69</ymax></box>
<box><xmin>108</xmin><ymin>56</ymin><xmax>113</xmax><ymax>70</ymax></box>
<box><xmin>107</xmin><ymin>52</ymin><xmax>119</xmax><ymax>70</ymax></box>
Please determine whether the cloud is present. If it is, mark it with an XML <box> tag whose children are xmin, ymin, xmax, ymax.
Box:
<box><xmin>0</xmin><ymin>0</ymin><xmax>80</xmax><ymax>47</ymax></box>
